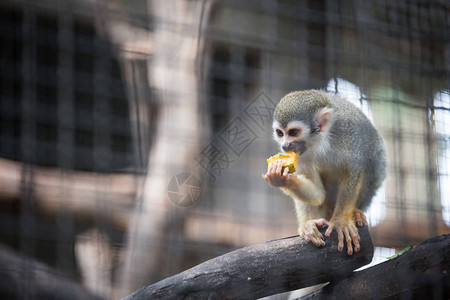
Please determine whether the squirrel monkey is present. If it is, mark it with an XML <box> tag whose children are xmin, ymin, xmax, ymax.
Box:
<box><xmin>263</xmin><ymin>90</ymin><xmax>386</xmax><ymax>255</ymax></box>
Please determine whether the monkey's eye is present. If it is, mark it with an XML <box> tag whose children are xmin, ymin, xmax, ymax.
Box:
<box><xmin>276</xmin><ymin>129</ymin><xmax>284</xmax><ymax>137</ymax></box>
<box><xmin>288</xmin><ymin>129</ymin><xmax>300</xmax><ymax>137</ymax></box>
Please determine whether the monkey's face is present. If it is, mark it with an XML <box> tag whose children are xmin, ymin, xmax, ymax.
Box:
<box><xmin>273</xmin><ymin>91</ymin><xmax>334</xmax><ymax>156</ymax></box>
<box><xmin>272</xmin><ymin>120</ymin><xmax>309</xmax><ymax>155</ymax></box>
<box><xmin>272</xmin><ymin>107</ymin><xmax>333</xmax><ymax>157</ymax></box>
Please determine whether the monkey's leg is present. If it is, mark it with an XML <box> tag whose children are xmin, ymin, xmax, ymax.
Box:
<box><xmin>294</xmin><ymin>200</ymin><xmax>327</xmax><ymax>247</ymax></box>
<box><xmin>353</xmin><ymin>208</ymin><xmax>368</xmax><ymax>227</ymax></box>
<box><xmin>324</xmin><ymin>172</ymin><xmax>364</xmax><ymax>256</ymax></box>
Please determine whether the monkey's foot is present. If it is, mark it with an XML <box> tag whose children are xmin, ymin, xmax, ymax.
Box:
<box><xmin>324</xmin><ymin>217</ymin><xmax>360</xmax><ymax>256</ymax></box>
<box><xmin>353</xmin><ymin>208</ymin><xmax>368</xmax><ymax>227</ymax></box>
<box><xmin>298</xmin><ymin>219</ymin><xmax>328</xmax><ymax>247</ymax></box>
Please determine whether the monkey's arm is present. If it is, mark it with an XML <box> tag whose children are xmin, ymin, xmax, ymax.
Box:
<box><xmin>263</xmin><ymin>160</ymin><xmax>325</xmax><ymax>206</ymax></box>
<box><xmin>280</xmin><ymin>173</ymin><xmax>325</xmax><ymax>206</ymax></box>
<box><xmin>324</xmin><ymin>171</ymin><xmax>367</xmax><ymax>255</ymax></box>
<box><xmin>264</xmin><ymin>160</ymin><xmax>328</xmax><ymax>247</ymax></box>
<box><xmin>293</xmin><ymin>200</ymin><xmax>328</xmax><ymax>247</ymax></box>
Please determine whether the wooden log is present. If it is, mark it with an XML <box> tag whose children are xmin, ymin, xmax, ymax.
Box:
<box><xmin>301</xmin><ymin>234</ymin><xmax>450</xmax><ymax>300</ymax></box>
<box><xmin>0</xmin><ymin>243</ymin><xmax>105</xmax><ymax>300</ymax></box>
<box><xmin>122</xmin><ymin>225</ymin><xmax>373</xmax><ymax>300</ymax></box>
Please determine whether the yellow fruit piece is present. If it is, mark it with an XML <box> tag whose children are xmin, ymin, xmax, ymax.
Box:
<box><xmin>266</xmin><ymin>151</ymin><xmax>299</xmax><ymax>173</ymax></box>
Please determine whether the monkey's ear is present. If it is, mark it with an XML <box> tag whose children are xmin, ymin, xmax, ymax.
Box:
<box><xmin>316</xmin><ymin>107</ymin><xmax>334</xmax><ymax>132</ymax></box>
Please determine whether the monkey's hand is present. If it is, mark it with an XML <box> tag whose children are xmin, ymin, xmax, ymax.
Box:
<box><xmin>324</xmin><ymin>210</ymin><xmax>367</xmax><ymax>255</ymax></box>
<box><xmin>262</xmin><ymin>159</ymin><xmax>296</xmax><ymax>187</ymax></box>
<box><xmin>298</xmin><ymin>219</ymin><xmax>328</xmax><ymax>247</ymax></box>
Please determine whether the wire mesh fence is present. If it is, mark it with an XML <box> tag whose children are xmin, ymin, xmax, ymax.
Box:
<box><xmin>0</xmin><ymin>0</ymin><xmax>449</xmax><ymax>299</ymax></box>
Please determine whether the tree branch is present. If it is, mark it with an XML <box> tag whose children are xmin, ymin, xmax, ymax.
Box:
<box><xmin>122</xmin><ymin>225</ymin><xmax>373</xmax><ymax>299</ymax></box>
<box><xmin>301</xmin><ymin>233</ymin><xmax>450</xmax><ymax>300</ymax></box>
<box><xmin>0</xmin><ymin>244</ymin><xmax>104</xmax><ymax>300</ymax></box>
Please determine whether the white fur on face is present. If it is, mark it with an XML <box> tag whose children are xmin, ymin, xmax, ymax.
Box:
<box><xmin>272</xmin><ymin>120</ymin><xmax>310</xmax><ymax>150</ymax></box>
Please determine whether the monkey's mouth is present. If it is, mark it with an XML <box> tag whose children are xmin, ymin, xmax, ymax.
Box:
<box><xmin>283</xmin><ymin>141</ymin><xmax>307</xmax><ymax>155</ymax></box>
<box><xmin>297</xmin><ymin>142</ymin><xmax>307</xmax><ymax>156</ymax></box>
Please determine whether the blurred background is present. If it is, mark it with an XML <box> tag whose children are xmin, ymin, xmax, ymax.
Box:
<box><xmin>0</xmin><ymin>0</ymin><xmax>449</xmax><ymax>299</ymax></box>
